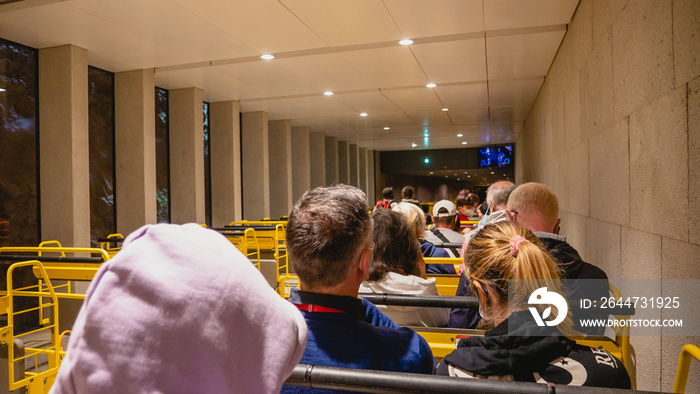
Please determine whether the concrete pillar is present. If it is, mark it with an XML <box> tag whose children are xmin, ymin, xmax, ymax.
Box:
<box><xmin>268</xmin><ymin>120</ymin><xmax>292</xmax><ymax>219</ymax></box>
<box><xmin>38</xmin><ymin>45</ymin><xmax>90</xmax><ymax>246</ymax></box>
<box><xmin>338</xmin><ymin>140</ymin><xmax>349</xmax><ymax>184</ymax></box>
<box><xmin>291</xmin><ymin>126</ymin><xmax>310</xmax><ymax>203</ymax></box>
<box><xmin>114</xmin><ymin>69</ymin><xmax>157</xmax><ymax>236</ymax></box>
<box><xmin>368</xmin><ymin>150</ymin><xmax>376</xmax><ymax>204</ymax></box>
<box><xmin>325</xmin><ymin>136</ymin><xmax>339</xmax><ymax>185</ymax></box>
<box><xmin>349</xmin><ymin>143</ymin><xmax>359</xmax><ymax>187</ymax></box>
<box><xmin>168</xmin><ymin>88</ymin><xmax>205</xmax><ymax>224</ymax></box>
<box><xmin>210</xmin><ymin>100</ymin><xmax>242</xmax><ymax>226</ymax></box>
<box><xmin>241</xmin><ymin>112</ymin><xmax>270</xmax><ymax>220</ymax></box>
<box><xmin>359</xmin><ymin>147</ymin><xmax>367</xmax><ymax>195</ymax></box>
<box><xmin>369</xmin><ymin>151</ymin><xmax>385</xmax><ymax>201</ymax></box>
<box><xmin>309</xmin><ymin>132</ymin><xmax>326</xmax><ymax>188</ymax></box>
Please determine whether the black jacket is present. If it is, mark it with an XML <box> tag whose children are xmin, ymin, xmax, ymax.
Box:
<box><xmin>436</xmin><ymin>311</ymin><xmax>631</xmax><ymax>389</ymax></box>
<box><xmin>449</xmin><ymin>234</ymin><xmax>609</xmax><ymax>334</ymax></box>
<box><xmin>539</xmin><ymin>236</ymin><xmax>609</xmax><ymax>335</ymax></box>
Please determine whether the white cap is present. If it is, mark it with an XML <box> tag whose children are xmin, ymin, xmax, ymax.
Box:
<box><xmin>433</xmin><ymin>200</ymin><xmax>457</xmax><ymax>217</ymax></box>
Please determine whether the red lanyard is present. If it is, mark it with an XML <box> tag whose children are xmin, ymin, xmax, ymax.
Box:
<box><xmin>294</xmin><ymin>303</ymin><xmax>347</xmax><ymax>313</ymax></box>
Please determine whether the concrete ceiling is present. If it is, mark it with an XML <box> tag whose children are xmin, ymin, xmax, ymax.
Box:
<box><xmin>0</xmin><ymin>0</ymin><xmax>579</xmax><ymax>152</ymax></box>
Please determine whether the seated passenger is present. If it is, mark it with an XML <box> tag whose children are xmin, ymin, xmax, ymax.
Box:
<box><xmin>51</xmin><ymin>223</ymin><xmax>307</xmax><ymax>394</ymax></box>
<box><xmin>436</xmin><ymin>221</ymin><xmax>631</xmax><ymax>389</ymax></box>
<box><xmin>393</xmin><ymin>202</ymin><xmax>456</xmax><ymax>274</ymax></box>
<box><xmin>456</xmin><ymin>193</ymin><xmax>479</xmax><ymax>224</ymax></box>
<box><xmin>400</xmin><ymin>185</ymin><xmax>420</xmax><ymax>206</ymax></box>
<box><xmin>374</xmin><ymin>186</ymin><xmax>398</xmax><ymax>211</ymax></box>
<box><xmin>423</xmin><ymin>200</ymin><xmax>465</xmax><ymax>257</ymax></box>
<box><xmin>283</xmin><ymin>185</ymin><xmax>435</xmax><ymax>393</ymax></box>
<box><xmin>450</xmin><ymin>180</ymin><xmax>515</xmax><ymax>329</ymax></box>
<box><xmin>507</xmin><ymin>182</ymin><xmax>609</xmax><ymax>335</ymax></box>
<box><xmin>359</xmin><ymin>209</ymin><xmax>449</xmax><ymax>327</ymax></box>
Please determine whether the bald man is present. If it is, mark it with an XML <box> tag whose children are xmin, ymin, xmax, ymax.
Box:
<box><xmin>507</xmin><ymin>182</ymin><xmax>609</xmax><ymax>335</ymax></box>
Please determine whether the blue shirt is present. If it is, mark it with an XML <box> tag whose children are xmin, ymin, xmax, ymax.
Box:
<box><xmin>420</xmin><ymin>240</ymin><xmax>456</xmax><ymax>274</ymax></box>
<box><xmin>282</xmin><ymin>289</ymin><xmax>436</xmax><ymax>393</ymax></box>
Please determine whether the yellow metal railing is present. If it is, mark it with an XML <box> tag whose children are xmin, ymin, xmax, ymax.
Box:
<box><xmin>225</xmin><ymin>221</ymin><xmax>289</xmax><ymax>295</ymax></box>
<box><xmin>99</xmin><ymin>233</ymin><xmax>124</xmax><ymax>257</ymax></box>
<box><xmin>1</xmin><ymin>260</ymin><xmax>63</xmax><ymax>393</ymax></box>
<box><xmin>409</xmin><ymin>327</ymin><xmax>485</xmax><ymax>362</ymax></box>
<box><xmin>1</xmin><ymin>244</ymin><xmax>109</xmax><ymax>329</ymax></box>
<box><xmin>222</xmin><ymin>228</ymin><xmax>261</xmax><ymax>269</ymax></box>
<box><xmin>424</xmin><ymin>258</ymin><xmax>461</xmax><ymax>296</ymax></box>
<box><xmin>0</xmin><ymin>246</ymin><xmax>110</xmax><ymax>263</ymax></box>
<box><xmin>424</xmin><ymin>257</ymin><xmax>461</xmax><ymax>273</ymax></box>
<box><xmin>673</xmin><ymin>344</ymin><xmax>700</xmax><ymax>393</ymax></box>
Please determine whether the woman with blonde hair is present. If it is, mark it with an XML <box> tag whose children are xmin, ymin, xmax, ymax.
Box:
<box><xmin>392</xmin><ymin>202</ymin><xmax>455</xmax><ymax>275</ymax></box>
<box><xmin>436</xmin><ymin>221</ymin><xmax>631</xmax><ymax>388</ymax></box>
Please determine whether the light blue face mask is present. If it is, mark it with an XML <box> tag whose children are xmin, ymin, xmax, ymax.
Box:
<box><xmin>476</xmin><ymin>204</ymin><xmax>491</xmax><ymax>228</ymax></box>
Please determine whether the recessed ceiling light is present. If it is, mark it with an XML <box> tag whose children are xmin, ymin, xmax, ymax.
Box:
<box><xmin>399</xmin><ymin>39</ymin><xmax>414</xmax><ymax>45</ymax></box>
<box><xmin>383</xmin><ymin>127</ymin><xmax>390</xmax><ymax>130</ymax></box>
<box><xmin>260</xmin><ymin>54</ymin><xmax>275</xmax><ymax>60</ymax></box>
<box><xmin>430</xmin><ymin>172</ymin><xmax>434</xmax><ymax>174</ymax></box>
<box><xmin>462</xmin><ymin>141</ymin><xmax>467</xmax><ymax>145</ymax></box>
<box><xmin>360</xmin><ymin>112</ymin><xmax>368</xmax><ymax>117</ymax></box>
<box><xmin>467</xmin><ymin>175</ymin><xmax>471</xmax><ymax>178</ymax></box>
<box><xmin>426</xmin><ymin>83</ymin><xmax>437</xmax><ymax>88</ymax></box>
<box><xmin>412</xmin><ymin>143</ymin><xmax>417</xmax><ymax>148</ymax></box>
<box><xmin>0</xmin><ymin>88</ymin><xmax>6</xmax><ymax>92</ymax></box>
<box><xmin>457</xmin><ymin>178</ymin><xmax>460</xmax><ymax>181</ymax></box>
<box><xmin>491</xmin><ymin>172</ymin><xmax>495</xmax><ymax>174</ymax></box>
<box><xmin>457</xmin><ymin>133</ymin><xmax>463</xmax><ymax>137</ymax></box>
<box><xmin>445</xmin><ymin>175</ymin><xmax>448</xmax><ymax>178</ymax></box>
<box><xmin>323</xmin><ymin>91</ymin><xmax>334</xmax><ymax>96</ymax></box>
<box><xmin>442</xmin><ymin>108</ymin><xmax>449</xmax><ymax>111</ymax></box>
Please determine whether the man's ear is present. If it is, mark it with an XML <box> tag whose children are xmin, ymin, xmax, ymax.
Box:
<box><xmin>505</xmin><ymin>209</ymin><xmax>515</xmax><ymax>221</ymax></box>
<box><xmin>359</xmin><ymin>248</ymin><xmax>371</xmax><ymax>280</ymax></box>
<box><xmin>553</xmin><ymin>218</ymin><xmax>561</xmax><ymax>234</ymax></box>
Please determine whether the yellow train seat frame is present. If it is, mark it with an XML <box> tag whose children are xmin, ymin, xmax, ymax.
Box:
<box><xmin>673</xmin><ymin>344</ymin><xmax>700</xmax><ymax>393</ymax></box>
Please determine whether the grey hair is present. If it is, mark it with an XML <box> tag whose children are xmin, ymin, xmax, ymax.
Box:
<box><xmin>486</xmin><ymin>181</ymin><xmax>516</xmax><ymax>210</ymax></box>
<box><xmin>286</xmin><ymin>184</ymin><xmax>372</xmax><ymax>289</ymax></box>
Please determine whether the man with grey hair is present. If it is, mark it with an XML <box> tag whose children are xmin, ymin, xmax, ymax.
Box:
<box><xmin>282</xmin><ymin>185</ymin><xmax>435</xmax><ymax>393</ymax></box>
<box><xmin>485</xmin><ymin>180</ymin><xmax>516</xmax><ymax>215</ymax></box>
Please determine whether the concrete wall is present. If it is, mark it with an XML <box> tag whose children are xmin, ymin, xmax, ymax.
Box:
<box><xmin>241</xmin><ymin>112</ymin><xmax>270</xmax><ymax>220</ymax></box>
<box><xmin>338</xmin><ymin>140</ymin><xmax>349</xmax><ymax>184</ymax></box>
<box><xmin>291</xmin><ymin>126</ymin><xmax>310</xmax><ymax>204</ymax></box>
<box><xmin>516</xmin><ymin>0</ymin><xmax>700</xmax><ymax>391</ymax></box>
<box><xmin>309</xmin><ymin>131</ymin><xmax>326</xmax><ymax>188</ymax></box>
<box><xmin>325</xmin><ymin>136</ymin><xmax>339</xmax><ymax>185</ymax></box>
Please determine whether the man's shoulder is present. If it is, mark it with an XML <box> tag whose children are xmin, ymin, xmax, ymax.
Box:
<box><xmin>423</xmin><ymin>230</ymin><xmax>441</xmax><ymax>244</ymax></box>
<box><xmin>306</xmin><ymin>309</ymin><xmax>434</xmax><ymax>363</ymax></box>
<box><xmin>438</xmin><ymin>227</ymin><xmax>466</xmax><ymax>242</ymax></box>
<box><xmin>538</xmin><ymin>236</ymin><xmax>608</xmax><ymax>280</ymax></box>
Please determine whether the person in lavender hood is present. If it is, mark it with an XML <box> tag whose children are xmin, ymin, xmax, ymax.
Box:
<box><xmin>50</xmin><ymin>223</ymin><xmax>307</xmax><ymax>394</ymax></box>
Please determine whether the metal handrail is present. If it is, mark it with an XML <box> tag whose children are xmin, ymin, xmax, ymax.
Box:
<box><xmin>284</xmin><ymin>364</ymin><xmax>658</xmax><ymax>394</ymax></box>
